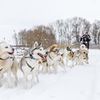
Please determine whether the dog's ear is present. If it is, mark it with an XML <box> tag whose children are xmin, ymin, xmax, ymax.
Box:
<box><xmin>33</xmin><ymin>41</ymin><xmax>39</xmax><ymax>48</ymax></box>
<box><xmin>49</xmin><ymin>44</ymin><xmax>58</xmax><ymax>52</ymax></box>
<box><xmin>38</xmin><ymin>43</ymin><xmax>42</xmax><ymax>47</ymax></box>
<box><xmin>50</xmin><ymin>46</ymin><xmax>55</xmax><ymax>52</ymax></box>
<box><xmin>66</xmin><ymin>46</ymin><xmax>71</xmax><ymax>51</ymax></box>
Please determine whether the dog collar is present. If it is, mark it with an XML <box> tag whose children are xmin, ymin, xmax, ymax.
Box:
<box><xmin>0</xmin><ymin>57</ymin><xmax>14</xmax><ymax>61</ymax></box>
<box><xmin>0</xmin><ymin>57</ymin><xmax>9</xmax><ymax>60</ymax></box>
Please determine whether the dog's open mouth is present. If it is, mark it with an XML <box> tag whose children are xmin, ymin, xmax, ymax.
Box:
<box><xmin>8</xmin><ymin>52</ymin><xmax>14</xmax><ymax>55</ymax></box>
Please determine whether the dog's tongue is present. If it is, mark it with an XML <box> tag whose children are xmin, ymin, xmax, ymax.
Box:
<box><xmin>37</xmin><ymin>53</ymin><xmax>47</xmax><ymax>62</ymax></box>
<box><xmin>42</xmin><ymin>56</ymin><xmax>47</xmax><ymax>62</ymax></box>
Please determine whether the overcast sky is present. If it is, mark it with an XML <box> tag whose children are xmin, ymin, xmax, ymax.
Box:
<box><xmin>0</xmin><ymin>0</ymin><xmax>100</xmax><ymax>44</ymax></box>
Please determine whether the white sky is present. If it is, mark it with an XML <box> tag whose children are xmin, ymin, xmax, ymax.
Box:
<box><xmin>0</xmin><ymin>0</ymin><xmax>100</xmax><ymax>44</ymax></box>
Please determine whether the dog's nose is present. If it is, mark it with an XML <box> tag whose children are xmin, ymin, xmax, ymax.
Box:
<box><xmin>46</xmin><ymin>51</ymin><xmax>48</xmax><ymax>55</ymax></box>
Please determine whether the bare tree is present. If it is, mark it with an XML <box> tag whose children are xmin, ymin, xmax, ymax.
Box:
<box><xmin>18</xmin><ymin>25</ymin><xmax>56</xmax><ymax>48</ymax></box>
<box><xmin>13</xmin><ymin>30</ymin><xmax>19</xmax><ymax>45</ymax></box>
<box><xmin>90</xmin><ymin>20</ymin><xmax>100</xmax><ymax>44</ymax></box>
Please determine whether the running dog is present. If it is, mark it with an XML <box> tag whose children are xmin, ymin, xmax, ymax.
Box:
<box><xmin>78</xmin><ymin>44</ymin><xmax>89</xmax><ymax>64</ymax></box>
<box><xmin>65</xmin><ymin>44</ymin><xmax>88</xmax><ymax>67</ymax></box>
<box><xmin>0</xmin><ymin>41</ymin><xmax>19</xmax><ymax>87</ymax></box>
<box><xmin>41</xmin><ymin>44</ymin><xmax>66</xmax><ymax>73</ymax></box>
<box><xmin>65</xmin><ymin>46</ymin><xmax>76</xmax><ymax>67</ymax></box>
<box><xmin>20</xmin><ymin>41</ymin><xmax>46</xmax><ymax>88</ymax></box>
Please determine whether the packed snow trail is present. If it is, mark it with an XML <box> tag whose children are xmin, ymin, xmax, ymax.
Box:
<box><xmin>0</xmin><ymin>49</ymin><xmax>100</xmax><ymax>100</ymax></box>
<box><xmin>88</xmin><ymin>50</ymin><xmax>100</xmax><ymax>100</ymax></box>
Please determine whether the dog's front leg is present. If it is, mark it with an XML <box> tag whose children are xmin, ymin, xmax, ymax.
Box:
<box><xmin>60</xmin><ymin>59</ymin><xmax>66</xmax><ymax>72</ymax></box>
<box><xmin>7</xmin><ymin>70</ymin><xmax>13</xmax><ymax>88</ymax></box>
<box><xmin>23</xmin><ymin>73</ymin><xmax>29</xmax><ymax>89</ymax></box>
<box><xmin>42</xmin><ymin>62</ymin><xmax>49</xmax><ymax>73</ymax></box>
<box><xmin>31</xmin><ymin>70</ymin><xmax>39</xmax><ymax>86</ymax></box>
<box><xmin>53</xmin><ymin>63</ymin><xmax>57</xmax><ymax>74</ymax></box>
<box><xmin>0</xmin><ymin>73</ymin><xmax>3</xmax><ymax>87</ymax></box>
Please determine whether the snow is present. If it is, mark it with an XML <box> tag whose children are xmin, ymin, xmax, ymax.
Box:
<box><xmin>0</xmin><ymin>49</ymin><xmax>100</xmax><ymax>100</ymax></box>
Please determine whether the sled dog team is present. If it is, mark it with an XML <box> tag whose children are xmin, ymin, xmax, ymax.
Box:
<box><xmin>0</xmin><ymin>41</ymin><xmax>89</xmax><ymax>88</ymax></box>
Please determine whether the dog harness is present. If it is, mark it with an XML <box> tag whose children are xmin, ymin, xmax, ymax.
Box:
<box><xmin>25</xmin><ymin>61</ymin><xmax>35</xmax><ymax>72</ymax></box>
<box><xmin>23</xmin><ymin>46</ymin><xmax>45</xmax><ymax>72</ymax></box>
<box><xmin>23</xmin><ymin>53</ymin><xmax>38</xmax><ymax>72</ymax></box>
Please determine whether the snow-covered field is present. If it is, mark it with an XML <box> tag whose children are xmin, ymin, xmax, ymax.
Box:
<box><xmin>0</xmin><ymin>49</ymin><xmax>100</xmax><ymax>100</ymax></box>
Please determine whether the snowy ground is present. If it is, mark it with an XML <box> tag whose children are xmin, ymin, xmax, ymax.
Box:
<box><xmin>0</xmin><ymin>49</ymin><xmax>100</xmax><ymax>100</ymax></box>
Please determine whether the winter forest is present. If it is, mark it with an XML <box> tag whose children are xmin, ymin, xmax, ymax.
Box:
<box><xmin>14</xmin><ymin>17</ymin><xmax>100</xmax><ymax>48</ymax></box>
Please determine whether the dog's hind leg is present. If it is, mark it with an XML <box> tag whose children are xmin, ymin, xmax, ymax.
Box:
<box><xmin>32</xmin><ymin>70</ymin><xmax>39</xmax><ymax>84</ymax></box>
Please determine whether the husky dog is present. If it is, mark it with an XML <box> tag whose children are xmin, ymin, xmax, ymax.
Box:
<box><xmin>20</xmin><ymin>41</ymin><xmax>46</xmax><ymax>88</ymax></box>
<box><xmin>78</xmin><ymin>44</ymin><xmax>89</xmax><ymax>64</ymax></box>
<box><xmin>65</xmin><ymin>44</ymin><xmax>89</xmax><ymax>67</ymax></box>
<box><xmin>41</xmin><ymin>44</ymin><xmax>65</xmax><ymax>73</ymax></box>
<box><xmin>80</xmin><ymin>44</ymin><xmax>88</xmax><ymax>51</ymax></box>
<box><xmin>65</xmin><ymin>46</ymin><xmax>76</xmax><ymax>67</ymax></box>
<box><xmin>0</xmin><ymin>42</ymin><xmax>19</xmax><ymax>87</ymax></box>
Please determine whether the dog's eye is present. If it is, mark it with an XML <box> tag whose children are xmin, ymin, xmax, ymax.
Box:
<box><xmin>83</xmin><ymin>52</ymin><xmax>86</xmax><ymax>54</ymax></box>
<box><xmin>5</xmin><ymin>46</ymin><xmax>8</xmax><ymax>48</ymax></box>
<box><xmin>40</xmin><ymin>48</ymin><xmax>43</xmax><ymax>51</ymax></box>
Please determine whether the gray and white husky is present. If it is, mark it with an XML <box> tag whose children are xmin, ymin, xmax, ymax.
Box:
<box><xmin>20</xmin><ymin>41</ymin><xmax>46</xmax><ymax>88</ymax></box>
